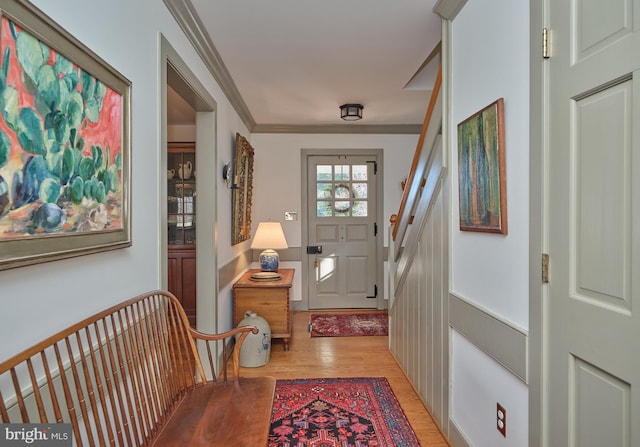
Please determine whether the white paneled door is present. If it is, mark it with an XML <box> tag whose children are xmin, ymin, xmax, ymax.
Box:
<box><xmin>547</xmin><ymin>0</ymin><xmax>640</xmax><ymax>445</ymax></box>
<box><xmin>307</xmin><ymin>155</ymin><xmax>379</xmax><ymax>309</ymax></box>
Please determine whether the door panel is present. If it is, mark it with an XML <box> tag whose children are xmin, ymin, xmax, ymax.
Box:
<box><xmin>307</xmin><ymin>155</ymin><xmax>378</xmax><ymax>309</ymax></box>
<box><xmin>572</xmin><ymin>358</ymin><xmax>630</xmax><ymax>447</ymax></box>
<box><xmin>346</xmin><ymin>256</ymin><xmax>367</xmax><ymax>294</ymax></box>
<box><xmin>167</xmin><ymin>249</ymin><xmax>196</xmax><ymax>325</ymax></box>
<box><xmin>576</xmin><ymin>81</ymin><xmax>631</xmax><ymax>311</ymax></box>
<box><xmin>547</xmin><ymin>0</ymin><xmax>640</xmax><ymax>445</ymax></box>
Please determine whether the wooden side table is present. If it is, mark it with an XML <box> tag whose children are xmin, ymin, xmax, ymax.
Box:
<box><xmin>233</xmin><ymin>268</ymin><xmax>294</xmax><ymax>351</ymax></box>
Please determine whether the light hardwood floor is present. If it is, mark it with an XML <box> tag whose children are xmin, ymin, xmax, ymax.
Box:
<box><xmin>239</xmin><ymin>310</ymin><xmax>450</xmax><ymax>447</ymax></box>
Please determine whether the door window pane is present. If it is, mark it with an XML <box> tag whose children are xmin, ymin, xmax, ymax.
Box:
<box><xmin>352</xmin><ymin>183</ymin><xmax>367</xmax><ymax>198</ymax></box>
<box><xmin>334</xmin><ymin>165</ymin><xmax>350</xmax><ymax>181</ymax></box>
<box><xmin>317</xmin><ymin>165</ymin><xmax>332</xmax><ymax>181</ymax></box>
<box><xmin>334</xmin><ymin>184</ymin><xmax>351</xmax><ymax>199</ymax></box>
<box><xmin>334</xmin><ymin>201</ymin><xmax>350</xmax><ymax>216</ymax></box>
<box><xmin>352</xmin><ymin>201</ymin><xmax>368</xmax><ymax>216</ymax></box>
<box><xmin>352</xmin><ymin>165</ymin><xmax>368</xmax><ymax>181</ymax></box>
<box><xmin>317</xmin><ymin>183</ymin><xmax>332</xmax><ymax>199</ymax></box>
<box><xmin>317</xmin><ymin>201</ymin><xmax>333</xmax><ymax>217</ymax></box>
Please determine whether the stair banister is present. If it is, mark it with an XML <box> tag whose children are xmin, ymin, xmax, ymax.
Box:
<box><xmin>391</xmin><ymin>65</ymin><xmax>442</xmax><ymax>262</ymax></box>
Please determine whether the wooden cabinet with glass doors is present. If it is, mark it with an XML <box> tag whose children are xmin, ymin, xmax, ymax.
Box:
<box><xmin>167</xmin><ymin>142</ymin><xmax>196</xmax><ymax>325</ymax></box>
<box><xmin>168</xmin><ymin>142</ymin><xmax>196</xmax><ymax>246</ymax></box>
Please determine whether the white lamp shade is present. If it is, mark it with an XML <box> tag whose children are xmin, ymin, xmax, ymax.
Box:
<box><xmin>250</xmin><ymin>222</ymin><xmax>288</xmax><ymax>250</ymax></box>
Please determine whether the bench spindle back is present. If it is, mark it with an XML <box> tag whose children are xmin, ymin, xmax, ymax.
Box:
<box><xmin>0</xmin><ymin>290</ymin><xmax>247</xmax><ymax>447</ymax></box>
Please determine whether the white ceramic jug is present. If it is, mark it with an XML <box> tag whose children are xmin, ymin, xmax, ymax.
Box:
<box><xmin>178</xmin><ymin>161</ymin><xmax>192</xmax><ymax>180</ymax></box>
<box><xmin>236</xmin><ymin>311</ymin><xmax>271</xmax><ymax>367</ymax></box>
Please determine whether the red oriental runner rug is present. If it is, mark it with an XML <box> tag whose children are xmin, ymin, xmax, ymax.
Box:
<box><xmin>309</xmin><ymin>313</ymin><xmax>389</xmax><ymax>337</ymax></box>
<box><xmin>269</xmin><ymin>377</ymin><xmax>420</xmax><ymax>447</ymax></box>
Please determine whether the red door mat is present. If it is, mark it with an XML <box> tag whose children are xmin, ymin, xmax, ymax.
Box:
<box><xmin>309</xmin><ymin>313</ymin><xmax>388</xmax><ymax>337</ymax></box>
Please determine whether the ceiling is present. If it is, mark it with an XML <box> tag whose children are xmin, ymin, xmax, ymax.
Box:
<box><xmin>167</xmin><ymin>0</ymin><xmax>442</xmax><ymax>131</ymax></box>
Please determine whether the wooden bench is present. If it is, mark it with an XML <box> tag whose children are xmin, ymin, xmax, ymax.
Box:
<box><xmin>0</xmin><ymin>290</ymin><xmax>276</xmax><ymax>446</ymax></box>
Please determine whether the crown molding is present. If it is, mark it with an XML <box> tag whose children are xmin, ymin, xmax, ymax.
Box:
<box><xmin>433</xmin><ymin>0</ymin><xmax>468</xmax><ymax>20</ymax></box>
<box><xmin>163</xmin><ymin>0</ymin><xmax>255</xmax><ymax>130</ymax></box>
<box><xmin>252</xmin><ymin>124</ymin><xmax>422</xmax><ymax>135</ymax></box>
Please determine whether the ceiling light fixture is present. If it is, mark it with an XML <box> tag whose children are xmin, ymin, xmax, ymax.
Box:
<box><xmin>340</xmin><ymin>103</ymin><xmax>364</xmax><ymax>121</ymax></box>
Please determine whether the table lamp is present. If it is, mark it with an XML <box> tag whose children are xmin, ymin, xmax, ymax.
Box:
<box><xmin>251</xmin><ymin>222</ymin><xmax>288</xmax><ymax>272</ymax></box>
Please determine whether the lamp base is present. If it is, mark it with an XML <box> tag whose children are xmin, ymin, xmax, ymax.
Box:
<box><xmin>259</xmin><ymin>249</ymin><xmax>280</xmax><ymax>272</ymax></box>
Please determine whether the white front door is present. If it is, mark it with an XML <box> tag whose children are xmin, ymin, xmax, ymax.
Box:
<box><xmin>306</xmin><ymin>154</ymin><xmax>379</xmax><ymax>309</ymax></box>
<box><xmin>546</xmin><ymin>0</ymin><xmax>640</xmax><ymax>445</ymax></box>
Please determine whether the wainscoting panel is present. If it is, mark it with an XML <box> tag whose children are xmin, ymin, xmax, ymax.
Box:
<box><xmin>389</xmin><ymin>141</ymin><xmax>449</xmax><ymax>434</ymax></box>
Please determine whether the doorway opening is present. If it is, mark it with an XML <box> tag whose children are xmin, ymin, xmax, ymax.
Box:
<box><xmin>160</xmin><ymin>36</ymin><xmax>217</xmax><ymax>334</ymax></box>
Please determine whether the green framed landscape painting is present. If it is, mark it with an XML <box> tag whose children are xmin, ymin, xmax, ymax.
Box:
<box><xmin>0</xmin><ymin>0</ymin><xmax>131</xmax><ymax>270</ymax></box>
<box><xmin>457</xmin><ymin>98</ymin><xmax>507</xmax><ymax>234</ymax></box>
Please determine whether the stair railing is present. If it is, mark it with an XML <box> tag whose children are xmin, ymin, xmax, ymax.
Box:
<box><xmin>389</xmin><ymin>64</ymin><xmax>443</xmax><ymax>295</ymax></box>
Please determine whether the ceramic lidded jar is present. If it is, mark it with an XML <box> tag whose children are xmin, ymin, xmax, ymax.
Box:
<box><xmin>236</xmin><ymin>311</ymin><xmax>271</xmax><ymax>367</ymax></box>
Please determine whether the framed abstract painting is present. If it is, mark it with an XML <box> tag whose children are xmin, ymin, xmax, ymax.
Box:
<box><xmin>457</xmin><ymin>98</ymin><xmax>507</xmax><ymax>234</ymax></box>
<box><xmin>0</xmin><ymin>0</ymin><xmax>131</xmax><ymax>270</ymax></box>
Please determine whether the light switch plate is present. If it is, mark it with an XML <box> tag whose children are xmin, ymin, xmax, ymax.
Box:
<box><xmin>284</xmin><ymin>212</ymin><xmax>297</xmax><ymax>221</ymax></box>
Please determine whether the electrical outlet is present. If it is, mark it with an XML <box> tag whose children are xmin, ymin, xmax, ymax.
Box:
<box><xmin>496</xmin><ymin>403</ymin><xmax>506</xmax><ymax>437</ymax></box>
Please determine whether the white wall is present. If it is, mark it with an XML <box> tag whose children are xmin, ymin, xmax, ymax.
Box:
<box><xmin>451</xmin><ymin>0</ymin><xmax>530</xmax><ymax>329</ymax></box>
<box><xmin>168</xmin><ymin>124</ymin><xmax>195</xmax><ymax>142</ymax></box>
<box><xmin>449</xmin><ymin>0</ymin><xmax>530</xmax><ymax>445</ymax></box>
<box><xmin>251</xmin><ymin>133</ymin><xmax>418</xmax><ymax>247</ymax></box>
<box><xmin>250</xmin><ymin>133</ymin><xmax>418</xmax><ymax>302</ymax></box>
<box><xmin>451</xmin><ymin>330</ymin><xmax>528</xmax><ymax>446</ymax></box>
<box><xmin>0</xmin><ymin>0</ymin><xmax>248</xmax><ymax>363</ymax></box>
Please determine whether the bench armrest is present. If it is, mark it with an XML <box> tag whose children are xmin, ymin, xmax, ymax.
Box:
<box><xmin>189</xmin><ymin>325</ymin><xmax>258</xmax><ymax>382</ymax></box>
